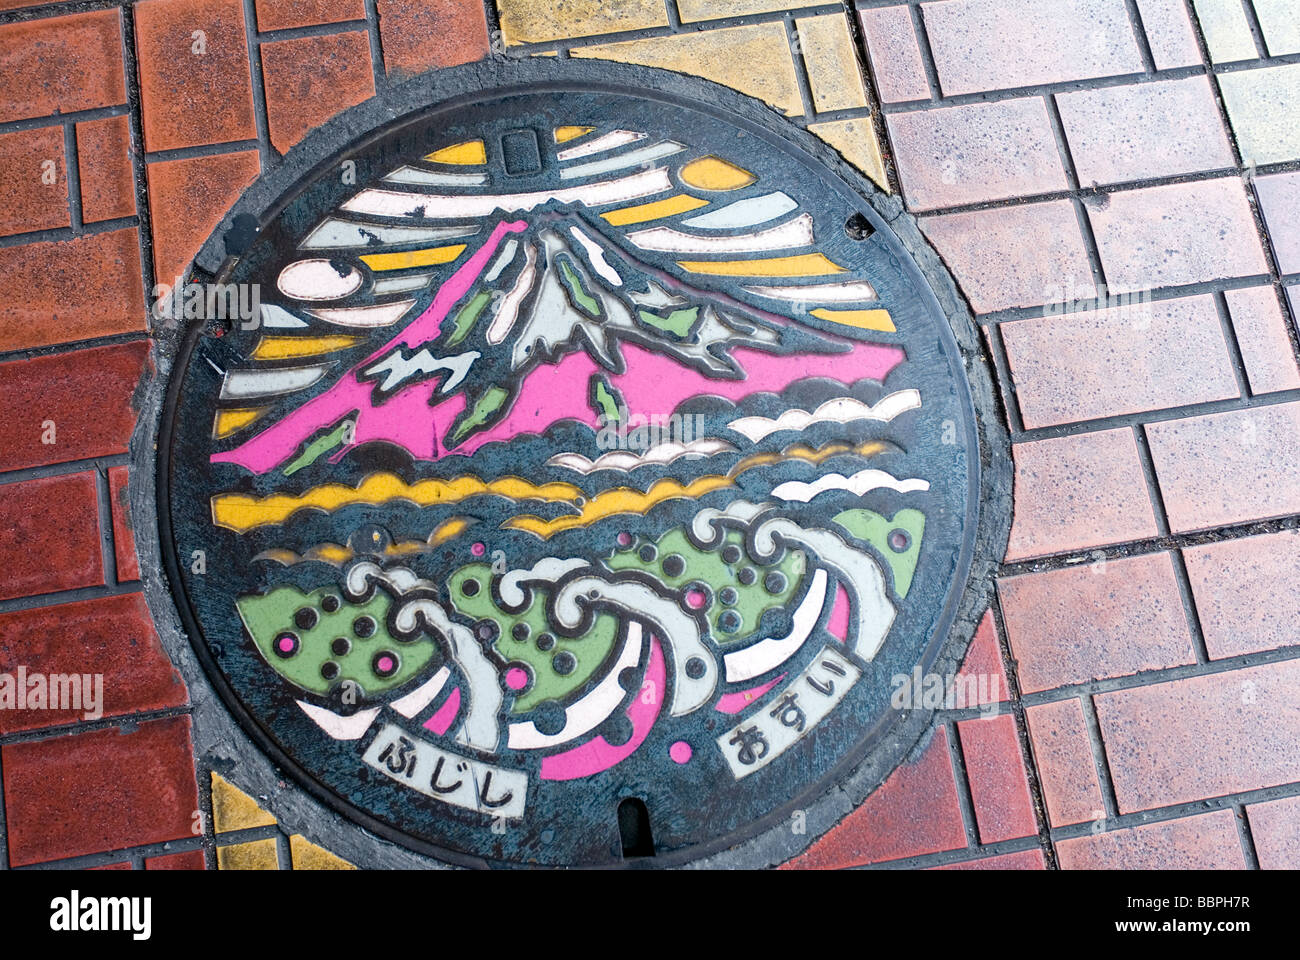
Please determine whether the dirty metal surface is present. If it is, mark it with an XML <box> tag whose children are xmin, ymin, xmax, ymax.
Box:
<box><xmin>159</xmin><ymin>67</ymin><xmax>989</xmax><ymax>867</ymax></box>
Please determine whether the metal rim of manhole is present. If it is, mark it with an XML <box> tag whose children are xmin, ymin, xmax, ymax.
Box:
<box><xmin>154</xmin><ymin>59</ymin><xmax>1010</xmax><ymax>869</ymax></box>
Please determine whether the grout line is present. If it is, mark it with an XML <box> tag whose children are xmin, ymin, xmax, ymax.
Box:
<box><xmin>1131</xmin><ymin>423</ymin><xmax>1171</xmax><ymax>536</ymax></box>
<box><xmin>93</xmin><ymin>464</ymin><xmax>119</xmax><ymax>588</ymax></box>
<box><xmin>987</xmin><ymin>592</ymin><xmax>1060</xmax><ymax>868</ymax></box>
<box><xmin>1044</xmin><ymin>92</ymin><xmax>1109</xmax><ymax>292</ymax></box>
<box><xmin>275</xmin><ymin>829</ymin><xmax>293</xmax><ymax>870</ymax></box>
<box><xmin>0</xmin><ymin>580</ymin><xmax>145</xmax><ymax>617</ymax></box>
<box><xmin>1214</xmin><ymin>289</ymin><xmax>1253</xmax><ymax>397</ymax></box>
<box><xmin>117</xmin><ymin>1</ymin><xmax>160</xmax><ymax>317</ymax></box>
<box><xmin>1001</xmin><ymin>511</ymin><xmax>1300</xmax><ymax>578</ymax></box>
<box><xmin>944</xmin><ymin>720</ymin><xmax>983</xmax><ymax>848</ymax></box>
<box><xmin>1237</xmin><ymin>0</ymin><xmax>1269</xmax><ymax>60</ymax></box>
<box><xmin>784</xmin><ymin>16</ymin><xmax>817</xmax><ymax>120</ymax></box>
<box><xmin>0</xmin><ymin>704</ymin><xmax>194</xmax><ymax>748</ymax></box>
<box><xmin>0</xmin><ymin>105</ymin><xmax>130</xmax><ymax>137</ymax></box>
<box><xmin>1078</xmin><ymin>693</ymin><xmax>1120</xmax><ymax>821</ymax></box>
<box><xmin>842</xmin><ymin>0</ymin><xmax>900</xmax><ymax>193</ymax></box>
<box><xmin>62</xmin><ymin>122</ymin><xmax>83</xmax><ymax>233</ymax></box>
<box><xmin>664</xmin><ymin>0</ymin><xmax>682</xmax><ymax>31</ymax></box>
<box><xmin>143</xmin><ymin>139</ymin><xmax>264</xmax><ymax>165</ymax></box>
<box><xmin>1234</xmin><ymin>802</ymin><xmax>1261</xmax><ymax>868</ymax></box>
<box><xmin>0</xmin><ymin>748</ymin><xmax>7</xmax><ymax>870</ymax></box>
<box><xmin>906</xmin><ymin>1</ymin><xmax>942</xmax><ymax>102</ymax></box>
<box><xmin>255</xmin><ymin>19</ymin><xmax>371</xmax><ymax>42</ymax></box>
<box><xmin>242</xmin><ymin>0</ymin><xmax>276</xmax><ymax>168</ymax></box>
<box><xmin>984</xmin><ymin>323</ymin><xmax>1025</xmax><ymax>435</ymax></box>
<box><xmin>1007</xmin><ymin>386</ymin><xmax>1300</xmax><ymax>444</ymax></box>
<box><xmin>0</xmin><ymin>215</ymin><xmax>140</xmax><ymax>250</ymax></box>
<box><xmin>0</xmin><ymin>455</ymin><xmax>131</xmax><ymax>487</ymax></box>
<box><xmin>1016</xmin><ymin>643</ymin><xmax>1300</xmax><ymax>708</ymax></box>
<box><xmin>852</xmin><ymin>834</ymin><xmax>1045</xmax><ymax>870</ymax></box>
<box><xmin>364</xmin><ymin>0</ymin><xmax>389</xmax><ymax>83</ymax></box>
<box><xmin>1168</xmin><ymin>545</ymin><xmax>1211</xmax><ymax>664</ymax></box>
<box><xmin>0</xmin><ymin>332</ymin><xmax>151</xmax><ymax>366</ymax></box>
<box><xmin>1046</xmin><ymin>778</ymin><xmax>1300</xmax><ymax>843</ymax></box>
<box><xmin>978</xmin><ymin>268</ymin><xmax>1300</xmax><ymax>327</ymax></box>
<box><xmin>1122</xmin><ymin>0</ymin><xmax>1158</xmax><ymax>73</ymax></box>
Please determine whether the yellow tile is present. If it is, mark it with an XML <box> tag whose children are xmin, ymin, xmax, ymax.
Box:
<box><xmin>677</xmin><ymin>0</ymin><xmax>797</xmax><ymax>22</ymax></box>
<box><xmin>572</xmin><ymin>23</ymin><xmax>803</xmax><ymax>117</ymax></box>
<box><xmin>290</xmin><ymin>834</ymin><xmax>357</xmax><ymax>870</ymax></box>
<box><xmin>810</xmin><ymin>308</ymin><xmax>895</xmax><ymax>332</ymax></box>
<box><xmin>797</xmin><ymin>14</ymin><xmax>868</xmax><ymax>112</ymax></box>
<box><xmin>601</xmin><ymin>194</ymin><xmax>709</xmax><ymax>226</ymax></box>
<box><xmin>808</xmin><ymin>117</ymin><xmax>889</xmax><ymax>191</ymax></box>
<box><xmin>679</xmin><ymin>156</ymin><xmax>756</xmax><ymax>191</ymax></box>
<box><xmin>426</xmin><ymin>141</ymin><xmax>485</xmax><ymax>165</ymax></box>
<box><xmin>211</xmin><ymin>772</ymin><xmax>277</xmax><ymax>833</ymax></box>
<box><xmin>497</xmin><ymin>0</ymin><xmax>668</xmax><ymax>45</ymax></box>
<box><xmin>212</xmin><ymin>407</ymin><xmax>266</xmax><ymax>439</ymax></box>
<box><xmin>216</xmin><ymin>838</ymin><xmax>279</xmax><ymax>870</ymax></box>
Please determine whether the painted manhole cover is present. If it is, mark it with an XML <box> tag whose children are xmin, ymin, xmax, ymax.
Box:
<box><xmin>160</xmin><ymin>66</ymin><xmax>987</xmax><ymax>867</ymax></box>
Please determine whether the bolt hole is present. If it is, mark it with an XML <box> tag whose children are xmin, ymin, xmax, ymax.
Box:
<box><xmin>617</xmin><ymin>797</ymin><xmax>655</xmax><ymax>858</ymax></box>
<box><xmin>844</xmin><ymin>212</ymin><xmax>875</xmax><ymax>241</ymax></box>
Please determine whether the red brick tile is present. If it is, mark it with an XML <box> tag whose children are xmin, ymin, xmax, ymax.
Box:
<box><xmin>886</xmin><ymin>99</ymin><xmax>1067</xmax><ymax>212</ymax></box>
<box><xmin>1002</xmin><ymin>294</ymin><xmax>1238</xmax><ymax>429</ymax></box>
<box><xmin>0</xmin><ymin>10</ymin><xmax>127</xmax><ymax>125</ymax></box>
<box><xmin>782</xmin><ymin>727</ymin><xmax>967</xmax><ymax>868</ymax></box>
<box><xmin>1246</xmin><ymin>795</ymin><xmax>1300</xmax><ymax>869</ymax></box>
<box><xmin>377</xmin><ymin>0</ymin><xmax>491</xmax><ymax>77</ymax></box>
<box><xmin>1026</xmin><ymin>698</ymin><xmax>1106</xmax><ymax>826</ymax></box>
<box><xmin>921</xmin><ymin>0</ymin><xmax>1143</xmax><ymax>96</ymax></box>
<box><xmin>0</xmin><ymin>593</ymin><xmax>187</xmax><ymax>734</ymax></box>
<box><xmin>2</xmin><ymin>716</ymin><xmax>199</xmax><ymax>867</ymax></box>
<box><xmin>146</xmin><ymin>849</ymin><xmax>207</xmax><ymax>870</ymax></box>
<box><xmin>255</xmin><ymin>0</ymin><xmax>365</xmax><ymax>31</ymax></box>
<box><xmin>1182</xmin><ymin>529</ymin><xmax>1300</xmax><ymax>659</ymax></box>
<box><xmin>146</xmin><ymin>151</ymin><xmax>260</xmax><ymax>288</ymax></box>
<box><xmin>260</xmin><ymin>32</ymin><xmax>375</xmax><ymax>156</ymax></box>
<box><xmin>134</xmin><ymin>0</ymin><xmax>257</xmax><ymax>152</ymax></box>
<box><xmin>1135</xmin><ymin>0</ymin><xmax>1203</xmax><ymax>69</ymax></box>
<box><xmin>934</xmin><ymin>848</ymin><xmax>1046</xmax><ymax>869</ymax></box>
<box><xmin>921</xmin><ymin>201</ymin><xmax>1094</xmax><ymax>314</ymax></box>
<box><xmin>0</xmin><ymin>126</ymin><xmax>68</xmax><ymax>237</ymax></box>
<box><xmin>956</xmin><ymin>610</ymin><xmax>1008</xmax><ymax>706</ymax></box>
<box><xmin>1056</xmin><ymin>810</ymin><xmax>1247</xmax><ymax>869</ymax></box>
<box><xmin>957</xmin><ymin>714</ymin><xmax>1036</xmax><ymax>843</ymax></box>
<box><xmin>0</xmin><ymin>227</ymin><xmax>146</xmax><ymax>352</ymax></box>
<box><xmin>107</xmin><ymin>466</ymin><xmax>141</xmax><ymax>582</ymax></box>
<box><xmin>859</xmin><ymin>6</ymin><xmax>930</xmax><ymax>103</ymax></box>
<box><xmin>1005</xmin><ymin>429</ymin><xmax>1158</xmax><ymax>561</ymax></box>
<box><xmin>0</xmin><ymin>341</ymin><xmax>150</xmax><ymax>472</ymax></box>
<box><xmin>1057</xmin><ymin>77</ymin><xmax>1233</xmax><ymax>186</ymax></box>
<box><xmin>999</xmin><ymin>553</ymin><xmax>1195</xmax><ymax>692</ymax></box>
<box><xmin>76</xmin><ymin>115</ymin><xmax>137</xmax><ymax>224</ymax></box>
<box><xmin>1225</xmin><ymin>285</ymin><xmax>1300</xmax><ymax>394</ymax></box>
<box><xmin>1088</xmin><ymin>178</ymin><xmax>1270</xmax><ymax>293</ymax></box>
<box><xmin>0</xmin><ymin>472</ymin><xmax>102</xmax><ymax>603</ymax></box>
<box><xmin>1254</xmin><ymin>171</ymin><xmax>1300</xmax><ymax>275</ymax></box>
<box><xmin>88</xmin><ymin>861</ymin><xmax>132</xmax><ymax>870</ymax></box>
<box><xmin>1096</xmin><ymin>659</ymin><xmax>1300</xmax><ymax>812</ymax></box>
<box><xmin>1146</xmin><ymin>402</ymin><xmax>1300</xmax><ymax>533</ymax></box>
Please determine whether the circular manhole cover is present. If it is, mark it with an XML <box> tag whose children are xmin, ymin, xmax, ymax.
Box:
<box><xmin>159</xmin><ymin>63</ymin><xmax>995</xmax><ymax>867</ymax></box>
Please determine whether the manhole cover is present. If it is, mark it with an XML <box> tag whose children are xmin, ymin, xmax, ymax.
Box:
<box><xmin>159</xmin><ymin>64</ymin><xmax>991</xmax><ymax>867</ymax></box>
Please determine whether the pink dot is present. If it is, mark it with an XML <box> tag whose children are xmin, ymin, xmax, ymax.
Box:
<box><xmin>505</xmin><ymin>667</ymin><xmax>529</xmax><ymax>691</ymax></box>
<box><xmin>685</xmin><ymin>589</ymin><xmax>707</xmax><ymax>609</ymax></box>
<box><xmin>278</xmin><ymin>637</ymin><xmax>294</xmax><ymax>653</ymax></box>
<box><xmin>616</xmin><ymin>531</ymin><xmax>632</xmax><ymax>547</ymax></box>
<box><xmin>669</xmin><ymin>741</ymin><xmax>693</xmax><ymax>764</ymax></box>
<box><xmin>377</xmin><ymin>656</ymin><xmax>394</xmax><ymax>673</ymax></box>
<box><xmin>471</xmin><ymin>542</ymin><xmax>486</xmax><ymax>557</ymax></box>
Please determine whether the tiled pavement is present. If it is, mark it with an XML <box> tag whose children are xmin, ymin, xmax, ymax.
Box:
<box><xmin>0</xmin><ymin>0</ymin><xmax>1296</xmax><ymax>870</ymax></box>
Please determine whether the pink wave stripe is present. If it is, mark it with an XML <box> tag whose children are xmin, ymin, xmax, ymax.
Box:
<box><xmin>423</xmin><ymin>687</ymin><xmax>461</xmax><ymax>736</ymax></box>
<box><xmin>827</xmin><ymin>584</ymin><xmax>851</xmax><ymax>642</ymax></box>
<box><xmin>714</xmin><ymin>674</ymin><xmax>785</xmax><ymax>714</ymax></box>
<box><xmin>211</xmin><ymin>220</ymin><xmax>526</xmax><ymax>473</ymax></box>
<box><xmin>539</xmin><ymin>638</ymin><xmax>666</xmax><ymax>781</ymax></box>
